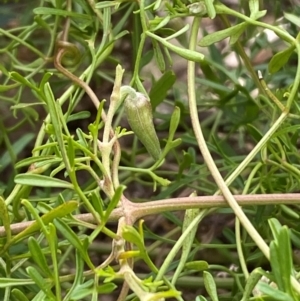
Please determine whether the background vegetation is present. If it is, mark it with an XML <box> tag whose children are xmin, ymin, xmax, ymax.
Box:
<box><xmin>1</xmin><ymin>0</ymin><xmax>300</xmax><ymax>300</ymax></box>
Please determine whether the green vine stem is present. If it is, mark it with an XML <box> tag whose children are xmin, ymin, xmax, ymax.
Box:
<box><xmin>188</xmin><ymin>17</ymin><xmax>269</xmax><ymax>258</ymax></box>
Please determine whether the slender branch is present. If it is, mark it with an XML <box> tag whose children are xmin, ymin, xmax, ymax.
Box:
<box><xmin>188</xmin><ymin>17</ymin><xmax>270</xmax><ymax>259</ymax></box>
<box><xmin>1</xmin><ymin>193</ymin><xmax>300</xmax><ymax>237</ymax></box>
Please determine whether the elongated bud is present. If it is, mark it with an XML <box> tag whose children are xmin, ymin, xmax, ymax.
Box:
<box><xmin>122</xmin><ymin>87</ymin><xmax>161</xmax><ymax>160</ymax></box>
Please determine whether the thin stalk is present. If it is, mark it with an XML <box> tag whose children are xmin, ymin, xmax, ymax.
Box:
<box><xmin>222</xmin><ymin>112</ymin><xmax>287</xmax><ymax>191</ymax></box>
<box><xmin>187</xmin><ymin>17</ymin><xmax>270</xmax><ymax>258</ymax></box>
<box><xmin>155</xmin><ymin>210</ymin><xmax>206</xmax><ymax>281</ymax></box>
<box><xmin>236</xmin><ymin>164</ymin><xmax>263</xmax><ymax>281</ymax></box>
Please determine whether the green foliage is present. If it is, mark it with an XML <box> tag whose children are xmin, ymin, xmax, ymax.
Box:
<box><xmin>1</xmin><ymin>0</ymin><xmax>300</xmax><ymax>300</ymax></box>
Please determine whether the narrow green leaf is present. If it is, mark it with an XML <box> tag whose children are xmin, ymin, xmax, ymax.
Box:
<box><xmin>67</xmin><ymin>280</ymin><xmax>116</xmax><ymax>300</ymax></box>
<box><xmin>270</xmin><ymin>241</ymin><xmax>285</xmax><ymax>291</ymax></box>
<box><xmin>241</xmin><ymin>268</ymin><xmax>265</xmax><ymax>301</ymax></box>
<box><xmin>54</xmin><ymin>219</ymin><xmax>95</xmax><ymax>270</ymax></box>
<box><xmin>11</xmin><ymin>289</ymin><xmax>30</xmax><ymax>301</ymax></box>
<box><xmin>277</xmin><ymin>227</ymin><xmax>293</xmax><ymax>295</ymax></box>
<box><xmin>280</xmin><ymin>204</ymin><xmax>300</xmax><ymax>220</ymax></box>
<box><xmin>168</xmin><ymin>106</ymin><xmax>181</xmax><ymax>139</ymax></box>
<box><xmin>15</xmin><ymin>156</ymin><xmax>60</xmax><ymax>169</ymax></box>
<box><xmin>10</xmin><ymin>102</ymin><xmax>45</xmax><ymax>110</ymax></box>
<box><xmin>159</xmin><ymin>108</ymin><xmax>181</xmax><ymax>161</ymax></box>
<box><xmin>33</xmin><ymin>7</ymin><xmax>92</xmax><ymax>20</ymax></box>
<box><xmin>97</xmin><ymin>283</ymin><xmax>117</xmax><ymax>294</ymax></box>
<box><xmin>90</xmin><ymin>191</ymin><xmax>104</xmax><ymax>219</ymax></box>
<box><xmin>152</xmin><ymin>39</ymin><xmax>165</xmax><ymax>73</ymax></box>
<box><xmin>163</xmin><ymin>46</ymin><xmax>173</xmax><ymax>67</ymax></box>
<box><xmin>177</xmin><ymin>151</ymin><xmax>193</xmax><ymax>179</ymax></box>
<box><xmin>27</xmin><ymin>267</ymin><xmax>56</xmax><ymax>299</ymax></box>
<box><xmin>122</xmin><ymin>225</ymin><xmax>145</xmax><ymax>251</ymax></box>
<box><xmin>246</xmin><ymin>124</ymin><xmax>263</xmax><ymax>143</ymax></box>
<box><xmin>164</xmin><ymin>138</ymin><xmax>182</xmax><ymax>153</ymax></box>
<box><xmin>268</xmin><ymin>218</ymin><xmax>282</xmax><ymax>242</ymax></box>
<box><xmin>229</xmin><ymin>23</ymin><xmax>247</xmax><ymax>44</ymax></box>
<box><xmin>102</xmin><ymin>7</ymin><xmax>112</xmax><ymax>40</ymax></box>
<box><xmin>34</xmin><ymin>15</ymin><xmax>51</xmax><ymax>30</ymax></box>
<box><xmin>66</xmin><ymin>111</ymin><xmax>91</xmax><ymax>123</ymax></box>
<box><xmin>32</xmin><ymin>291</ymin><xmax>48</xmax><ymax>300</ymax></box>
<box><xmin>150</xmin><ymin>172</ymin><xmax>171</xmax><ymax>187</ymax></box>
<box><xmin>165</xmin><ymin>24</ymin><xmax>189</xmax><ymax>41</ymax></box>
<box><xmin>185</xmin><ymin>261</ymin><xmax>209</xmax><ymax>271</ymax></box>
<box><xmin>67</xmin><ymin>137</ymin><xmax>75</xmax><ymax>168</ymax></box>
<box><xmin>0</xmin><ymin>133</ymin><xmax>35</xmax><ymax>171</ymax></box>
<box><xmin>0</xmin><ymin>64</ymin><xmax>9</xmax><ymax>76</ymax></box>
<box><xmin>15</xmin><ymin>174</ymin><xmax>73</xmax><ymax>189</ymax></box>
<box><xmin>0</xmin><ymin>196</ymin><xmax>11</xmax><ymax>244</ymax></box>
<box><xmin>76</xmin><ymin>128</ymin><xmax>90</xmax><ymax>148</ymax></box>
<box><xmin>43</xmin><ymin>82</ymin><xmax>71</xmax><ymax>172</ymax></box>
<box><xmin>257</xmin><ymin>281</ymin><xmax>294</xmax><ymax>301</ymax></box>
<box><xmin>16</xmin><ymin>200</ymin><xmax>49</xmax><ymax>241</ymax></box>
<box><xmin>9</xmin><ymin>72</ymin><xmax>38</xmax><ymax>91</ymax></box>
<box><xmin>204</xmin><ymin>0</ymin><xmax>216</xmax><ymax>19</ymax></box>
<box><xmin>284</xmin><ymin>12</ymin><xmax>300</xmax><ymax>27</ymax></box>
<box><xmin>199</xmin><ymin>23</ymin><xmax>247</xmax><ymax>47</ymax></box>
<box><xmin>149</xmin><ymin>70</ymin><xmax>176</xmax><ymax>109</ymax></box>
<box><xmin>0</xmin><ymin>278</ymin><xmax>34</xmax><ymax>287</ymax></box>
<box><xmin>34</xmin><ymin>16</ymin><xmax>51</xmax><ymax>32</ymax></box>
<box><xmin>39</xmin><ymin>72</ymin><xmax>53</xmax><ymax>92</ymax></box>
<box><xmin>47</xmin><ymin>224</ymin><xmax>60</xmax><ymax>299</ymax></box>
<box><xmin>121</xmin><ymin>223</ymin><xmax>158</xmax><ymax>273</ymax></box>
<box><xmin>268</xmin><ymin>46</ymin><xmax>295</xmax><ymax>74</ymax></box>
<box><xmin>251</xmin><ymin>10</ymin><xmax>267</xmax><ymax>20</ymax></box>
<box><xmin>150</xmin><ymin>16</ymin><xmax>171</xmax><ymax>32</ymax></box>
<box><xmin>147</xmin><ymin>31</ymin><xmax>204</xmax><ymax>61</ymax></box>
<box><xmin>68</xmin><ymin>285</ymin><xmax>93</xmax><ymax>300</ymax></box>
<box><xmin>249</xmin><ymin>0</ymin><xmax>259</xmax><ymax>14</ymax></box>
<box><xmin>173</xmin><ymin>193</ymin><xmax>200</xmax><ymax>284</ymax></box>
<box><xmin>104</xmin><ymin>185</ymin><xmax>125</xmax><ymax>220</ymax></box>
<box><xmin>73</xmin><ymin>0</ymin><xmax>94</xmax><ymax>14</ymax></box>
<box><xmin>203</xmin><ymin>271</ymin><xmax>219</xmax><ymax>301</ymax></box>
<box><xmin>28</xmin><ymin>237</ymin><xmax>52</xmax><ymax>277</ymax></box>
<box><xmin>154</xmin><ymin>0</ymin><xmax>162</xmax><ymax>10</ymax></box>
<box><xmin>63</xmin><ymin>249</ymin><xmax>85</xmax><ymax>301</ymax></box>
<box><xmin>12</xmin><ymin>201</ymin><xmax>78</xmax><ymax>243</ymax></box>
<box><xmin>290</xmin><ymin>229</ymin><xmax>300</xmax><ymax>249</ymax></box>
<box><xmin>95</xmin><ymin>1</ymin><xmax>122</xmax><ymax>9</ymax></box>
<box><xmin>140</xmin><ymin>50</ymin><xmax>154</xmax><ymax>70</ymax></box>
<box><xmin>0</xmin><ymin>83</ymin><xmax>18</xmax><ymax>92</ymax></box>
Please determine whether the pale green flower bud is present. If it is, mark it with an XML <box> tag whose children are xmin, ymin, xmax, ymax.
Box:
<box><xmin>122</xmin><ymin>87</ymin><xmax>161</xmax><ymax>161</ymax></box>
